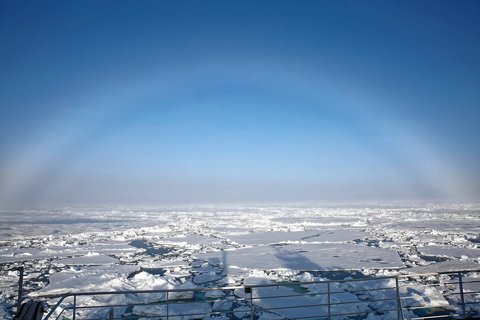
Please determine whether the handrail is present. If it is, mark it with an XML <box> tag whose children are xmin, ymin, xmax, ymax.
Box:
<box><xmin>37</xmin><ymin>284</ymin><xmax>243</xmax><ymax>299</ymax></box>
<box><xmin>35</xmin><ymin>268</ymin><xmax>480</xmax><ymax>300</ymax></box>
<box><xmin>42</xmin><ymin>296</ymin><xmax>66</xmax><ymax>320</ymax></box>
<box><xmin>34</xmin><ymin>268</ymin><xmax>480</xmax><ymax>298</ymax></box>
<box><xmin>34</xmin><ymin>268</ymin><xmax>480</xmax><ymax>320</ymax></box>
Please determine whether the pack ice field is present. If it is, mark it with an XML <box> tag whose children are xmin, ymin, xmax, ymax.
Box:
<box><xmin>1</xmin><ymin>204</ymin><xmax>479</xmax><ymax>319</ymax></box>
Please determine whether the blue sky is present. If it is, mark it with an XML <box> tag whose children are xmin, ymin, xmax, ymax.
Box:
<box><xmin>1</xmin><ymin>0</ymin><xmax>479</xmax><ymax>207</ymax></box>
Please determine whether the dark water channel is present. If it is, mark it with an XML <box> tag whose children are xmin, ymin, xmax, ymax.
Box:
<box><xmin>130</xmin><ymin>239</ymin><xmax>173</xmax><ymax>257</ymax></box>
<box><xmin>128</xmin><ymin>239</ymin><xmax>175</xmax><ymax>278</ymax></box>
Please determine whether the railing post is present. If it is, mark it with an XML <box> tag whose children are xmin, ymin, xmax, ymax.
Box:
<box><xmin>458</xmin><ymin>272</ymin><xmax>467</xmax><ymax>319</ymax></box>
<box><xmin>73</xmin><ymin>295</ymin><xmax>76</xmax><ymax>320</ymax></box>
<box><xmin>327</xmin><ymin>282</ymin><xmax>331</xmax><ymax>320</ymax></box>
<box><xmin>244</xmin><ymin>286</ymin><xmax>254</xmax><ymax>320</ymax></box>
<box><xmin>16</xmin><ymin>266</ymin><xmax>24</xmax><ymax>312</ymax></box>
<box><xmin>250</xmin><ymin>288</ymin><xmax>254</xmax><ymax>320</ymax></box>
<box><xmin>166</xmin><ymin>291</ymin><xmax>169</xmax><ymax>320</ymax></box>
<box><xmin>395</xmin><ymin>277</ymin><xmax>404</xmax><ymax>320</ymax></box>
<box><xmin>41</xmin><ymin>295</ymin><xmax>66</xmax><ymax>320</ymax></box>
<box><xmin>109</xmin><ymin>307</ymin><xmax>114</xmax><ymax>320</ymax></box>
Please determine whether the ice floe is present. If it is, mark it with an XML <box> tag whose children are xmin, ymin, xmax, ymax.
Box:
<box><xmin>0</xmin><ymin>204</ymin><xmax>479</xmax><ymax>319</ymax></box>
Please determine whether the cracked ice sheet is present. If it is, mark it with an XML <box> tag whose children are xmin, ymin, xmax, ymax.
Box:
<box><xmin>159</xmin><ymin>234</ymin><xmax>222</xmax><ymax>246</ymax></box>
<box><xmin>386</xmin><ymin>220</ymin><xmax>480</xmax><ymax>233</ymax></box>
<box><xmin>0</xmin><ymin>242</ymin><xmax>139</xmax><ymax>263</ymax></box>
<box><xmin>402</xmin><ymin>260</ymin><xmax>480</xmax><ymax>274</ymax></box>
<box><xmin>418</xmin><ymin>246</ymin><xmax>480</xmax><ymax>259</ymax></box>
<box><xmin>30</xmin><ymin>264</ymin><xmax>138</xmax><ymax>296</ymax></box>
<box><xmin>196</xmin><ymin>243</ymin><xmax>404</xmax><ymax>271</ymax></box>
<box><xmin>1</xmin><ymin>204</ymin><xmax>479</xmax><ymax>319</ymax></box>
<box><xmin>54</xmin><ymin>254</ymin><xmax>119</xmax><ymax>266</ymax></box>
<box><xmin>225</xmin><ymin>229</ymin><xmax>366</xmax><ymax>245</ymax></box>
<box><xmin>0</xmin><ymin>209</ymin><xmax>167</xmax><ymax>240</ymax></box>
<box><xmin>271</xmin><ymin>216</ymin><xmax>366</xmax><ymax>228</ymax></box>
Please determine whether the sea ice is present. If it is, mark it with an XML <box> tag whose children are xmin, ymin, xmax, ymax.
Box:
<box><xmin>196</xmin><ymin>243</ymin><xmax>404</xmax><ymax>271</ymax></box>
<box><xmin>418</xmin><ymin>245</ymin><xmax>480</xmax><ymax>259</ymax></box>
<box><xmin>1</xmin><ymin>204</ymin><xmax>479</xmax><ymax>319</ymax></box>
<box><xmin>225</xmin><ymin>229</ymin><xmax>366</xmax><ymax>245</ymax></box>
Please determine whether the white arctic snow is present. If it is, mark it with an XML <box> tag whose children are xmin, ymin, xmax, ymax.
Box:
<box><xmin>0</xmin><ymin>204</ymin><xmax>479</xmax><ymax>319</ymax></box>
<box><xmin>0</xmin><ymin>241</ymin><xmax>138</xmax><ymax>264</ymax></box>
<box><xmin>55</xmin><ymin>254</ymin><xmax>119</xmax><ymax>266</ymax></box>
<box><xmin>225</xmin><ymin>229</ymin><xmax>366</xmax><ymax>245</ymax></box>
<box><xmin>418</xmin><ymin>245</ymin><xmax>480</xmax><ymax>259</ymax></box>
<box><xmin>30</xmin><ymin>264</ymin><xmax>138</xmax><ymax>296</ymax></box>
<box><xmin>196</xmin><ymin>243</ymin><xmax>404</xmax><ymax>271</ymax></box>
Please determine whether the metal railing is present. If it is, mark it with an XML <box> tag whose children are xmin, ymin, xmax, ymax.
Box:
<box><xmin>41</xmin><ymin>286</ymin><xmax>247</xmax><ymax>320</ymax></box>
<box><xmin>245</xmin><ymin>270</ymin><xmax>480</xmax><ymax>320</ymax></box>
<box><xmin>0</xmin><ymin>266</ymin><xmax>25</xmax><ymax>315</ymax></box>
<box><xmin>398</xmin><ymin>270</ymin><xmax>480</xmax><ymax>319</ymax></box>
<box><xmin>35</xmin><ymin>269</ymin><xmax>480</xmax><ymax>320</ymax></box>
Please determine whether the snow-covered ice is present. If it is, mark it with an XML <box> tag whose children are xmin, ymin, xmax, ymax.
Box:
<box><xmin>0</xmin><ymin>204</ymin><xmax>479</xmax><ymax>319</ymax></box>
<box><xmin>224</xmin><ymin>229</ymin><xmax>366</xmax><ymax>245</ymax></box>
<box><xmin>196</xmin><ymin>243</ymin><xmax>403</xmax><ymax>270</ymax></box>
